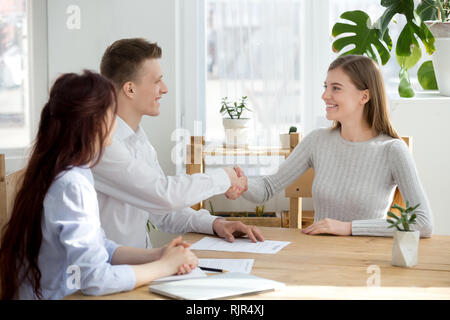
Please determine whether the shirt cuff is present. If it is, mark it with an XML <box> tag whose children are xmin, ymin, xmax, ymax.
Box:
<box><xmin>112</xmin><ymin>264</ymin><xmax>136</xmax><ymax>292</ymax></box>
<box><xmin>351</xmin><ymin>219</ymin><xmax>394</xmax><ymax>237</ymax></box>
<box><xmin>195</xmin><ymin>209</ymin><xmax>220</xmax><ymax>235</ymax></box>
<box><xmin>81</xmin><ymin>264</ymin><xmax>136</xmax><ymax>296</ymax></box>
<box><xmin>103</xmin><ymin>238</ymin><xmax>120</xmax><ymax>264</ymax></box>
<box><xmin>207</xmin><ymin>169</ymin><xmax>231</xmax><ymax>194</ymax></box>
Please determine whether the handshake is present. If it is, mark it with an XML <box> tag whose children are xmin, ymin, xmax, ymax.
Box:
<box><xmin>223</xmin><ymin>166</ymin><xmax>248</xmax><ymax>200</ymax></box>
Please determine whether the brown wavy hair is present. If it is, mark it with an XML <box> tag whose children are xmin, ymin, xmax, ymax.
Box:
<box><xmin>0</xmin><ymin>70</ymin><xmax>117</xmax><ymax>299</ymax></box>
<box><xmin>329</xmin><ymin>55</ymin><xmax>400</xmax><ymax>139</ymax></box>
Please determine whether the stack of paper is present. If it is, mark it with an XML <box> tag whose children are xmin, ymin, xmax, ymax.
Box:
<box><xmin>190</xmin><ymin>237</ymin><xmax>290</xmax><ymax>254</ymax></box>
<box><xmin>198</xmin><ymin>258</ymin><xmax>254</xmax><ymax>274</ymax></box>
<box><xmin>152</xmin><ymin>267</ymin><xmax>207</xmax><ymax>283</ymax></box>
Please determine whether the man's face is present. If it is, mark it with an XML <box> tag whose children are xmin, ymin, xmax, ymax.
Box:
<box><xmin>131</xmin><ymin>58</ymin><xmax>168</xmax><ymax>117</ymax></box>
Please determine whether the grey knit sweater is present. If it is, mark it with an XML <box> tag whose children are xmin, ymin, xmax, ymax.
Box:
<box><xmin>243</xmin><ymin>128</ymin><xmax>434</xmax><ymax>237</ymax></box>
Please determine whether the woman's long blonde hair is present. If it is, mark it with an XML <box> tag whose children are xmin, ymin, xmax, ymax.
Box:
<box><xmin>329</xmin><ymin>55</ymin><xmax>400</xmax><ymax>139</ymax></box>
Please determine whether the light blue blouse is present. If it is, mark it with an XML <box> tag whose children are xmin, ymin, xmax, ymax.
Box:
<box><xmin>18</xmin><ymin>166</ymin><xmax>136</xmax><ymax>299</ymax></box>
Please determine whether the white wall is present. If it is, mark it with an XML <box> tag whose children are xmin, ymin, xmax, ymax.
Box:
<box><xmin>389</xmin><ymin>93</ymin><xmax>450</xmax><ymax>236</ymax></box>
<box><xmin>47</xmin><ymin>0</ymin><xmax>179</xmax><ymax>174</ymax></box>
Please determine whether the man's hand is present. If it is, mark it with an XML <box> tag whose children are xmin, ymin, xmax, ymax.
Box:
<box><xmin>301</xmin><ymin>218</ymin><xmax>352</xmax><ymax>236</ymax></box>
<box><xmin>224</xmin><ymin>166</ymin><xmax>248</xmax><ymax>200</ymax></box>
<box><xmin>212</xmin><ymin>218</ymin><xmax>264</xmax><ymax>243</ymax></box>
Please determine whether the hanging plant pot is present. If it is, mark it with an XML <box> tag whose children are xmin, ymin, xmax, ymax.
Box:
<box><xmin>424</xmin><ymin>21</ymin><xmax>450</xmax><ymax>96</ymax></box>
<box><xmin>391</xmin><ymin>230</ymin><xmax>420</xmax><ymax>268</ymax></box>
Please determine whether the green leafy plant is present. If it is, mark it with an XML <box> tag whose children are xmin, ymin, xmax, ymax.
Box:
<box><xmin>146</xmin><ymin>219</ymin><xmax>158</xmax><ymax>232</ymax></box>
<box><xmin>145</xmin><ymin>219</ymin><xmax>158</xmax><ymax>248</ymax></box>
<box><xmin>387</xmin><ymin>201</ymin><xmax>420</xmax><ymax>231</ymax></box>
<box><xmin>220</xmin><ymin>96</ymin><xmax>252</xmax><ymax>119</ymax></box>
<box><xmin>209</xmin><ymin>200</ymin><xmax>215</xmax><ymax>216</ymax></box>
<box><xmin>417</xmin><ymin>0</ymin><xmax>450</xmax><ymax>22</ymax></box>
<box><xmin>255</xmin><ymin>205</ymin><xmax>265</xmax><ymax>217</ymax></box>
<box><xmin>289</xmin><ymin>126</ymin><xmax>297</xmax><ymax>134</ymax></box>
<box><xmin>331</xmin><ymin>0</ymin><xmax>443</xmax><ymax>97</ymax></box>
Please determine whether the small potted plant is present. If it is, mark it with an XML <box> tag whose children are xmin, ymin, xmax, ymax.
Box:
<box><xmin>387</xmin><ymin>201</ymin><xmax>421</xmax><ymax>267</ymax></box>
<box><xmin>421</xmin><ymin>0</ymin><xmax>450</xmax><ymax>96</ymax></box>
<box><xmin>280</xmin><ymin>126</ymin><xmax>297</xmax><ymax>149</ymax></box>
<box><xmin>220</xmin><ymin>96</ymin><xmax>252</xmax><ymax>147</ymax></box>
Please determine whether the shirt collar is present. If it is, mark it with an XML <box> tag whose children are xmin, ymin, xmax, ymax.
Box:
<box><xmin>114</xmin><ymin>115</ymin><xmax>148</xmax><ymax>143</ymax></box>
<box><xmin>114</xmin><ymin>116</ymin><xmax>136</xmax><ymax>141</ymax></box>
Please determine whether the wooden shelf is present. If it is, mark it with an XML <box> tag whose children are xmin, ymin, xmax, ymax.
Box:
<box><xmin>186</xmin><ymin>133</ymin><xmax>309</xmax><ymax>229</ymax></box>
<box><xmin>202</xmin><ymin>146</ymin><xmax>291</xmax><ymax>157</ymax></box>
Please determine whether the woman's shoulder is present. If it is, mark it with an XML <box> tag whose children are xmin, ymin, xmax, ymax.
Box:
<box><xmin>382</xmin><ymin>136</ymin><xmax>410</xmax><ymax>153</ymax></box>
<box><xmin>47</xmin><ymin>166</ymin><xmax>95</xmax><ymax>199</ymax></box>
<box><xmin>303</xmin><ymin>127</ymin><xmax>334</xmax><ymax>141</ymax></box>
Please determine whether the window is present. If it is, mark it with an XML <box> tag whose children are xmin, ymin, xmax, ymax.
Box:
<box><xmin>0</xmin><ymin>0</ymin><xmax>29</xmax><ymax>150</ymax></box>
<box><xmin>205</xmin><ymin>0</ymin><xmax>303</xmax><ymax>146</ymax></box>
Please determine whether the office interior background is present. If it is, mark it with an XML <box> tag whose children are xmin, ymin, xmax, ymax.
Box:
<box><xmin>1</xmin><ymin>0</ymin><xmax>449</xmax><ymax>235</ymax></box>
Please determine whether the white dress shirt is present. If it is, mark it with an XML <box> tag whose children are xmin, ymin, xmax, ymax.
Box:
<box><xmin>19</xmin><ymin>166</ymin><xmax>135</xmax><ymax>300</ymax></box>
<box><xmin>92</xmin><ymin>116</ymin><xmax>231</xmax><ymax>248</ymax></box>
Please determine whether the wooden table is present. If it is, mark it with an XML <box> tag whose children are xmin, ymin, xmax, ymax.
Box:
<box><xmin>66</xmin><ymin>227</ymin><xmax>450</xmax><ymax>300</ymax></box>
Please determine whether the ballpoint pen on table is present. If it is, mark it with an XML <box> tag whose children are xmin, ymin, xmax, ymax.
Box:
<box><xmin>199</xmin><ymin>266</ymin><xmax>227</xmax><ymax>273</ymax></box>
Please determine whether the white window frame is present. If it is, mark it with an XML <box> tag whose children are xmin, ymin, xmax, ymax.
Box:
<box><xmin>0</xmin><ymin>0</ymin><xmax>48</xmax><ymax>172</ymax></box>
<box><xmin>179</xmin><ymin>0</ymin><xmax>331</xmax><ymax>141</ymax></box>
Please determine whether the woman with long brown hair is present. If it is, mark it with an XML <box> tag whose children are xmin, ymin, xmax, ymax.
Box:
<box><xmin>237</xmin><ymin>55</ymin><xmax>433</xmax><ymax>237</ymax></box>
<box><xmin>0</xmin><ymin>70</ymin><xmax>197</xmax><ymax>300</ymax></box>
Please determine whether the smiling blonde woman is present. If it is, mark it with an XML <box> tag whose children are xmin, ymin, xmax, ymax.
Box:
<box><xmin>240</xmin><ymin>55</ymin><xmax>434</xmax><ymax>238</ymax></box>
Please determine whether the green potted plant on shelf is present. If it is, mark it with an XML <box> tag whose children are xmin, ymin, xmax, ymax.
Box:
<box><xmin>255</xmin><ymin>205</ymin><xmax>265</xmax><ymax>217</ymax></box>
<box><xmin>220</xmin><ymin>96</ymin><xmax>252</xmax><ymax>147</ymax></box>
<box><xmin>421</xmin><ymin>0</ymin><xmax>450</xmax><ymax>96</ymax></box>
<box><xmin>280</xmin><ymin>126</ymin><xmax>297</xmax><ymax>149</ymax></box>
<box><xmin>331</xmin><ymin>0</ymin><xmax>442</xmax><ymax>98</ymax></box>
<box><xmin>387</xmin><ymin>201</ymin><xmax>421</xmax><ymax>267</ymax></box>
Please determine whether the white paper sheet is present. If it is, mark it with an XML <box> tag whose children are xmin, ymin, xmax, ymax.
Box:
<box><xmin>190</xmin><ymin>237</ymin><xmax>290</xmax><ymax>254</ymax></box>
<box><xmin>198</xmin><ymin>258</ymin><xmax>254</xmax><ymax>274</ymax></box>
<box><xmin>152</xmin><ymin>267</ymin><xmax>207</xmax><ymax>283</ymax></box>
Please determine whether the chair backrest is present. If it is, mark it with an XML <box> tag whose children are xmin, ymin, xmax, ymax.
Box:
<box><xmin>0</xmin><ymin>154</ymin><xmax>26</xmax><ymax>241</ymax></box>
<box><xmin>285</xmin><ymin>136</ymin><xmax>412</xmax><ymax>227</ymax></box>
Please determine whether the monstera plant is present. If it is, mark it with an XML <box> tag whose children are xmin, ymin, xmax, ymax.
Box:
<box><xmin>332</xmin><ymin>0</ymin><xmax>439</xmax><ymax>97</ymax></box>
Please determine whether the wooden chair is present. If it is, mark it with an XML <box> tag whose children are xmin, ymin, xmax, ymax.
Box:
<box><xmin>0</xmin><ymin>154</ymin><xmax>26</xmax><ymax>241</ymax></box>
<box><xmin>186</xmin><ymin>135</ymin><xmax>412</xmax><ymax>229</ymax></box>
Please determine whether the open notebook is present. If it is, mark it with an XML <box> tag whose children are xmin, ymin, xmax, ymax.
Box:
<box><xmin>148</xmin><ymin>272</ymin><xmax>285</xmax><ymax>300</ymax></box>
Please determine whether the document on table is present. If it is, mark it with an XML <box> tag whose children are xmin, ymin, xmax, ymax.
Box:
<box><xmin>152</xmin><ymin>267</ymin><xmax>207</xmax><ymax>283</ymax></box>
<box><xmin>190</xmin><ymin>237</ymin><xmax>290</xmax><ymax>254</ymax></box>
<box><xmin>198</xmin><ymin>259</ymin><xmax>254</xmax><ymax>274</ymax></box>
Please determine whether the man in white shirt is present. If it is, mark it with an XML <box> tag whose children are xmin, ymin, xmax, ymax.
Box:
<box><xmin>92</xmin><ymin>38</ymin><xmax>263</xmax><ymax>248</ymax></box>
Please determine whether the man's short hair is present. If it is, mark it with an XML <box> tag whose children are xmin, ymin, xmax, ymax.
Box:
<box><xmin>100</xmin><ymin>38</ymin><xmax>162</xmax><ymax>88</ymax></box>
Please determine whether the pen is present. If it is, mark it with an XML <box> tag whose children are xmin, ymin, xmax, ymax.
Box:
<box><xmin>199</xmin><ymin>266</ymin><xmax>226</xmax><ymax>273</ymax></box>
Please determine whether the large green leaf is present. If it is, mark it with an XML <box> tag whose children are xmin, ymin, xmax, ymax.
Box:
<box><xmin>332</xmin><ymin>10</ymin><xmax>392</xmax><ymax>65</ymax></box>
<box><xmin>396</xmin><ymin>38</ymin><xmax>421</xmax><ymax>69</ymax></box>
<box><xmin>399</xmin><ymin>67</ymin><xmax>414</xmax><ymax>97</ymax></box>
<box><xmin>418</xmin><ymin>60</ymin><xmax>438</xmax><ymax>89</ymax></box>
<box><xmin>380</xmin><ymin>0</ymin><xmax>435</xmax><ymax>57</ymax></box>
<box><xmin>416</xmin><ymin>0</ymin><xmax>440</xmax><ymax>21</ymax></box>
<box><xmin>379</xmin><ymin>0</ymin><xmax>415</xmax><ymax>37</ymax></box>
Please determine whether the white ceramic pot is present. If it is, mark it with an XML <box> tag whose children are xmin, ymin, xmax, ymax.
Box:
<box><xmin>425</xmin><ymin>21</ymin><xmax>450</xmax><ymax>96</ymax></box>
<box><xmin>222</xmin><ymin>118</ymin><xmax>251</xmax><ymax>147</ymax></box>
<box><xmin>391</xmin><ymin>230</ymin><xmax>420</xmax><ymax>268</ymax></box>
<box><xmin>280</xmin><ymin>133</ymin><xmax>290</xmax><ymax>149</ymax></box>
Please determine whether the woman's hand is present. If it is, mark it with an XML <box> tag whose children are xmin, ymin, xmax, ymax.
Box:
<box><xmin>159</xmin><ymin>236</ymin><xmax>198</xmax><ymax>276</ymax></box>
<box><xmin>157</xmin><ymin>236</ymin><xmax>191</xmax><ymax>259</ymax></box>
<box><xmin>301</xmin><ymin>218</ymin><xmax>352</xmax><ymax>236</ymax></box>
